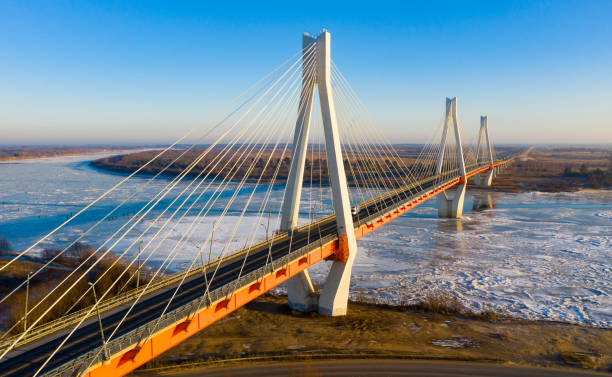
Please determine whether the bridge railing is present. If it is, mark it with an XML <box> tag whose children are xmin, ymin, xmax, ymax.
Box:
<box><xmin>0</xmin><ymin>215</ymin><xmax>305</xmax><ymax>353</ymax></box>
<box><xmin>41</xmin><ymin>232</ymin><xmax>339</xmax><ymax>377</ymax></box>
<box><xmin>352</xmin><ymin>158</ymin><xmax>513</xmax><ymax>228</ymax></box>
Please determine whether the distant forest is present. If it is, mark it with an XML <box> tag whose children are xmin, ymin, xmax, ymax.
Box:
<box><xmin>562</xmin><ymin>153</ymin><xmax>612</xmax><ymax>188</ymax></box>
<box><xmin>90</xmin><ymin>147</ymin><xmax>414</xmax><ymax>187</ymax></box>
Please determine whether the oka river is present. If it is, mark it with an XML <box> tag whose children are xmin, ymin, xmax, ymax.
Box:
<box><xmin>0</xmin><ymin>152</ymin><xmax>610</xmax><ymax>327</ymax></box>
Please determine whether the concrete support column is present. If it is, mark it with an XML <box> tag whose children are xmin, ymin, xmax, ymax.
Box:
<box><xmin>280</xmin><ymin>34</ymin><xmax>316</xmax><ymax>232</ymax></box>
<box><xmin>316</xmin><ymin>31</ymin><xmax>358</xmax><ymax>316</ymax></box>
<box><xmin>282</xmin><ymin>33</ymin><xmax>319</xmax><ymax>313</ymax></box>
<box><xmin>286</xmin><ymin>266</ymin><xmax>318</xmax><ymax>312</ymax></box>
<box><xmin>438</xmin><ymin>184</ymin><xmax>467</xmax><ymax>218</ymax></box>
<box><xmin>474</xmin><ymin>170</ymin><xmax>493</xmax><ymax>186</ymax></box>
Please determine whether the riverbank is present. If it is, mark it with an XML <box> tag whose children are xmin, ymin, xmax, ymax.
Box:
<box><xmin>131</xmin><ymin>293</ymin><xmax>611</xmax><ymax>374</ymax></box>
<box><xmin>90</xmin><ymin>146</ymin><xmax>612</xmax><ymax>192</ymax></box>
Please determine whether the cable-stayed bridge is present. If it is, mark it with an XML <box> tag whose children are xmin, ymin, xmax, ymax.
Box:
<box><xmin>0</xmin><ymin>31</ymin><xmax>513</xmax><ymax>377</ymax></box>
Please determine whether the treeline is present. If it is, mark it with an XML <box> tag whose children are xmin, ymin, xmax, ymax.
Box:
<box><xmin>91</xmin><ymin>149</ymin><xmax>412</xmax><ymax>188</ymax></box>
<box><xmin>563</xmin><ymin>155</ymin><xmax>612</xmax><ymax>189</ymax></box>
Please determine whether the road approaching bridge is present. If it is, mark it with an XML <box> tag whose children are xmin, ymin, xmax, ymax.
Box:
<box><xmin>144</xmin><ymin>360</ymin><xmax>607</xmax><ymax>377</ymax></box>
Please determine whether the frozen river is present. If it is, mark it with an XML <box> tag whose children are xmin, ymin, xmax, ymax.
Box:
<box><xmin>0</xmin><ymin>153</ymin><xmax>610</xmax><ymax>326</ymax></box>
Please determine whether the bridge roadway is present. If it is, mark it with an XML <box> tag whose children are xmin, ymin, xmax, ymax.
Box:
<box><xmin>0</xmin><ymin>162</ymin><xmax>508</xmax><ymax>377</ymax></box>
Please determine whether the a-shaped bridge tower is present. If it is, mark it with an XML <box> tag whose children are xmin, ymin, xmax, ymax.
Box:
<box><xmin>281</xmin><ymin>31</ymin><xmax>357</xmax><ymax>316</ymax></box>
<box><xmin>435</xmin><ymin>98</ymin><xmax>500</xmax><ymax>218</ymax></box>
<box><xmin>474</xmin><ymin>115</ymin><xmax>495</xmax><ymax>187</ymax></box>
<box><xmin>436</xmin><ymin>97</ymin><xmax>468</xmax><ymax>218</ymax></box>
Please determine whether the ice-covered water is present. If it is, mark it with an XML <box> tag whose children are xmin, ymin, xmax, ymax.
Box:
<box><xmin>326</xmin><ymin>190</ymin><xmax>612</xmax><ymax>326</ymax></box>
<box><xmin>0</xmin><ymin>154</ymin><xmax>610</xmax><ymax>326</ymax></box>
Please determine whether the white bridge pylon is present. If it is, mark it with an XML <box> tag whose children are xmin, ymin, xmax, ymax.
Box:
<box><xmin>474</xmin><ymin>115</ymin><xmax>495</xmax><ymax>186</ymax></box>
<box><xmin>280</xmin><ymin>31</ymin><xmax>357</xmax><ymax>316</ymax></box>
<box><xmin>436</xmin><ymin>97</ymin><xmax>467</xmax><ymax>218</ymax></box>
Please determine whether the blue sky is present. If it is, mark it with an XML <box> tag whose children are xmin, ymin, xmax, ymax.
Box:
<box><xmin>0</xmin><ymin>1</ymin><xmax>610</xmax><ymax>144</ymax></box>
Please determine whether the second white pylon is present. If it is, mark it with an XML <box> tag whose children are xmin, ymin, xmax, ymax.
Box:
<box><xmin>436</xmin><ymin>97</ymin><xmax>468</xmax><ymax>218</ymax></box>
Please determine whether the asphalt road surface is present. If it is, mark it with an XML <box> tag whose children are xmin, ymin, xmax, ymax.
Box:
<box><xmin>142</xmin><ymin>360</ymin><xmax>610</xmax><ymax>377</ymax></box>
